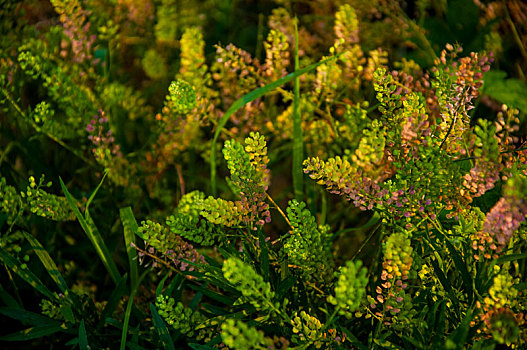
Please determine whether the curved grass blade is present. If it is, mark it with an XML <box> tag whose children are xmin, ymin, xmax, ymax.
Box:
<box><xmin>210</xmin><ymin>54</ymin><xmax>339</xmax><ymax>195</ymax></box>
<box><xmin>333</xmin><ymin>212</ymin><xmax>381</xmax><ymax>238</ymax></box>
<box><xmin>0</xmin><ymin>307</ymin><xmax>60</xmax><ymax>326</ymax></box>
<box><xmin>0</xmin><ymin>323</ymin><xmax>66</xmax><ymax>341</ymax></box>
<box><xmin>0</xmin><ymin>246</ymin><xmax>56</xmax><ymax>300</ymax></box>
<box><xmin>59</xmin><ymin>177</ymin><xmax>121</xmax><ymax>285</ymax></box>
<box><xmin>156</xmin><ymin>273</ymin><xmax>171</xmax><ymax>298</ymax></box>
<box><xmin>22</xmin><ymin>231</ymin><xmax>69</xmax><ymax>294</ymax></box>
<box><xmin>78</xmin><ymin>319</ymin><xmax>89</xmax><ymax>349</ymax></box>
<box><xmin>150</xmin><ymin>303</ymin><xmax>176</xmax><ymax>350</ymax></box>
<box><xmin>0</xmin><ymin>284</ymin><xmax>19</xmax><ymax>308</ymax></box>
<box><xmin>120</xmin><ymin>207</ymin><xmax>139</xmax><ymax>290</ymax></box>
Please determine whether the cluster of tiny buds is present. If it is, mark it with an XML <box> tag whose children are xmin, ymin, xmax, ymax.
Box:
<box><xmin>86</xmin><ymin>110</ymin><xmax>122</xmax><ymax>158</ymax></box>
<box><xmin>133</xmin><ymin>241</ymin><xmax>204</xmax><ymax>272</ymax></box>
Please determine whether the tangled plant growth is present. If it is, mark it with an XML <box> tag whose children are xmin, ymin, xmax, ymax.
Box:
<box><xmin>1</xmin><ymin>0</ymin><xmax>527</xmax><ymax>349</ymax></box>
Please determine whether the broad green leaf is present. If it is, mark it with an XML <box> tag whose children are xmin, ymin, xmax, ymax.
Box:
<box><xmin>59</xmin><ymin>177</ymin><xmax>121</xmax><ymax>285</ymax></box>
<box><xmin>22</xmin><ymin>231</ymin><xmax>69</xmax><ymax>294</ymax></box>
<box><xmin>85</xmin><ymin>170</ymin><xmax>108</xmax><ymax>211</ymax></box>
<box><xmin>78</xmin><ymin>319</ymin><xmax>89</xmax><ymax>350</ymax></box>
<box><xmin>120</xmin><ymin>287</ymin><xmax>136</xmax><ymax>350</ymax></box>
<box><xmin>0</xmin><ymin>323</ymin><xmax>66</xmax><ymax>341</ymax></box>
<box><xmin>189</xmin><ymin>285</ymin><xmax>204</xmax><ymax>311</ymax></box>
<box><xmin>0</xmin><ymin>307</ymin><xmax>60</xmax><ymax>326</ymax></box>
<box><xmin>483</xmin><ymin>70</ymin><xmax>527</xmax><ymax>113</ymax></box>
<box><xmin>120</xmin><ymin>206</ymin><xmax>139</xmax><ymax>289</ymax></box>
<box><xmin>0</xmin><ymin>284</ymin><xmax>19</xmax><ymax>308</ymax></box>
<box><xmin>0</xmin><ymin>246</ymin><xmax>56</xmax><ymax>300</ymax></box>
<box><xmin>164</xmin><ymin>274</ymin><xmax>184</xmax><ymax>299</ymax></box>
<box><xmin>150</xmin><ymin>303</ymin><xmax>176</xmax><ymax>350</ymax></box>
<box><xmin>496</xmin><ymin>252</ymin><xmax>527</xmax><ymax>264</ymax></box>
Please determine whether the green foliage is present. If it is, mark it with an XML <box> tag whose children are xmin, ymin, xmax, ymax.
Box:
<box><xmin>1</xmin><ymin>1</ymin><xmax>527</xmax><ymax>349</ymax></box>
<box><xmin>328</xmin><ymin>260</ymin><xmax>368</xmax><ymax>318</ymax></box>
<box><xmin>290</xmin><ymin>310</ymin><xmax>324</xmax><ymax>347</ymax></box>
<box><xmin>220</xmin><ymin>319</ymin><xmax>269</xmax><ymax>350</ymax></box>
<box><xmin>166</xmin><ymin>191</ymin><xmax>219</xmax><ymax>246</ymax></box>
<box><xmin>24</xmin><ymin>175</ymin><xmax>75</xmax><ymax>221</ymax></box>
<box><xmin>156</xmin><ymin>295</ymin><xmax>205</xmax><ymax>337</ymax></box>
<box><xmin>282</xmin><ymin>200</ymin><xmax>332</xmax><ymax>277</ymax></box>
<box><xmin>222</xmin><ymin>257</ymin><xmax>275</xmax><ymax>312</ymax></box>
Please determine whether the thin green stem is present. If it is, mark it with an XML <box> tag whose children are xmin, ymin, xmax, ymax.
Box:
<box><xmin>0</xmin><ymin>87</ymin><xmax>99</xmax><ymax>168</ymax></box>
<box><xmin>292</xmin><ymin>17</ymin><xmax>304</xmax><ymax>201</ymax></box>
<box><xmin>350</xmin><ymin>224</ymin><xmax>382</xmax><ymax>261</ymax></box>
<box><xmin>266</xmin><ymin>192</ymin><xmax>292</xmax><ymax>228</ymax></box>
<box><xmin>502</xmin><ymin>0</ymin><xmax>527</xmax><ymax>63</ymax></box>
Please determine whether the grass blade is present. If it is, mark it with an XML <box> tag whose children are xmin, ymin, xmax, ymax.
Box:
<box><xmin>22</xmin><ymin>231</ymin><xmax>69</xmax><ymax>294</ymax></box>
<box><xmin>339</xmin><ymin>326</ymin><xmax>368</xmax><ymax>350</ymax></box>
<box><xmin>187</xmin><ymin>284</ymin><xmax>235</xmax><ymax>305</ymax></box>
<box><xmin>120</xmin><ymin>207</ymin><xmax>139</xmax><ymax>290</ymax></box>
<box><xmin>78</xmin><ymin>319</ymin><xmax>89</xmax><ymax>349</ymax></box>
<box><xmin>0</xmin><ymin>324</ymin><xmax>66</xmax><ymax>341</ymax></box>
<box><xmin>496</xmin><ymin>252</ymin><xmax>527</xmax><ymax>263</ymax></box>
<box><xmin>0</xmin><ymin>284</ymin><xmax>20</xmax><ymax>308</ymax></box>
<box><xmin>0</xmin><ymin>246</ymin><xmax>56</xmax><ymax>300</ymax></box>
<box><xmin>150</xmin><ymin>303</ymin><xmax>176</xmax><ymax>350</ymax></box>
<box><xmin>333</xmin><ymin>212</ymin><xmax>381</xmax><ymax>238</ymax></box>
<box><xmin>292</xmin><ymin>17</ymin><xmax>303</xmax><ymax>201</ymax></box>
<box><xmin>120</xmin><ymin>287</ymin><xmax>136</xmax><ymax>350</ymax></box>
<box><xmin>210</xmin><ymin>54</ymin><xmax>339</xmax><ymax>195</ymax></box>
<box><xmin>258</xmin><ymin>230</ymin><xmax>269</xmax><ymax>281</ymax></box>
<box><xmin>98</xmin><ymin>274</ymin><xmax>128</xmax><ymax>329</ymax></box>
<box><xmin>120</xmin><ymin>270</ymin><xmax>148</xmax><ymax>350</ymax></box>
<box><xmin>0</xmin><ymin>307</ymin><xmax>60</xmax><ymax>326</ymax></box>
<box><xmin>59</xmin><ymin>177</ymin><xmax>121</xmax><ymax>285</ymax></box>
<box><xmin>189</xmin><ymin>344</ymin><xmax>216</xmax><ymax>350</ymax></box>
<box><xmin>443</xmin><ymin>237</ymin><xmax>474</xmax><ymax>304</ymax></box>
<box><xmin>446</xmin><ymin>309</ymin><xmax>474</xmax><ymax>350</ymax></box>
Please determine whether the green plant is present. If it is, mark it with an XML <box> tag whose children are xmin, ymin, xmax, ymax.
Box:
<box><xmin>1</xmin><ymin>1</ymin><xmax>527</xmax><ymax>349</ymax></box>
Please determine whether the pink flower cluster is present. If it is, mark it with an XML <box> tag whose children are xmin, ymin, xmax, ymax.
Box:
<box><xmin>86</xmin><ymin>110</ymin><xmax>122</xmax><ymax>160</ymax></box>
<box><xmin>136</xmin><ymin>238</ymin><xmax>205</xmax><ymax>272</ymax></box>
<box><xmin>57</xmin><ymin>2</ymin><xmax>98</xmax><ymax>64</ymax></box>
<box><xmin>473</xmin><ymin>195</ymin><xmax>527</xmax><ymax>260</ymax></box>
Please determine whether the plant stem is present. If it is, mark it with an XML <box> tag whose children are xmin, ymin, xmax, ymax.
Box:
<box><xmin>266</xmin><ymin>192</ymin><xmax>292</xmax><ymax>228</ymax></box>
<box><xmin>292</xmin><ymin>17</ymin><xmax>304</xmax><ymax>201</ymax></box>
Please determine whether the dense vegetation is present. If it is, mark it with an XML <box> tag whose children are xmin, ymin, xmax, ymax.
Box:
<box><xmin>1</xmin><ymin>0</ymin><xmax>527</xmax><ymax>348</ymax></box>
